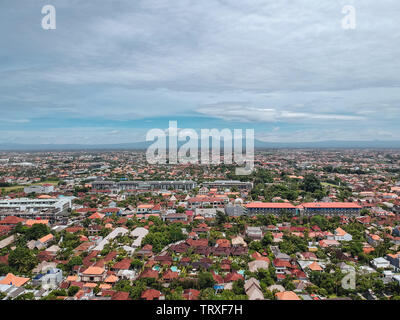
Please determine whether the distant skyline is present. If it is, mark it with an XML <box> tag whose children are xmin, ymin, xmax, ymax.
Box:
<box><xmin>1</xmin><ymin>1</ymin><xmax>400</xmax><ymax>144</ymax></box>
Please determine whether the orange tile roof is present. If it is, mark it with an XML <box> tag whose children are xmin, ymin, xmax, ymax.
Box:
<box><xmin>99</xmin><ymin>283</ymin><xmax>112</xmax><ymax>290</ymax></box>
<box><xmin>335</xmin><ymin>227</ymin><xmax>347</xmax><ymax>236</ymax></box>
<box><xmin>370</xmin><ymin>234</ymin><xmax>381</xmax><ymax>241</ymax></box>
<box><xmin>302</xmin><ymin>202</ymin><xmax>361</xmax><ymax>209</ymax></box>
<box><xmin>82</xmin><ymin>266</ymin><xmax>105</xmax><ymax>275</ymax></box>
<box><xmin>105</xmin><ymin>275</ymin><xmax>119</xmax><ymax>283</ymax></box>
<box><xmin>25</xmin><ymin>219</ymin><xmax>49</xmax><ymax>227</ymax></box>
<box><xmin>0</xmin><ymin>273</ymin><xmax>30</xmax><ymax>287</ymax></box>
<box><xmin>245</xmin><ymin>202</ymin><xmax>296</xmax><ymax>209</ymax></box>
<box><xmin>88</xmin><ymin>212</ymin><xmax>105</xmax><ymax>220</ymax></box>
<box><xmin>39</xmin><ymin>233</ymin><xmax>54</xmax><ymax>243</ymax></box>
<box><xmin>275</xmin><ymin>291</ymin><xmax>301</xmax><ymax>300</ymax></box>
<box><xmin>66</xmin><ymin>275</ymin><xmax>78</xmax><ymax>282</ymax></box>
<box><xmin>307</xmin><ymin>261</ymin><xmax>323</xmax><ymax>271</ymax></box>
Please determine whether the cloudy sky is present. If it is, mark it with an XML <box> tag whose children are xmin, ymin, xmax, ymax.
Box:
<box><xmin>1</xmin><ymin>0</ymin><xmax>399</xmax><ymax>144</ymax></box>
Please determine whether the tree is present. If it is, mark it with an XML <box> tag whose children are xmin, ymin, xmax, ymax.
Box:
<box><xmin>130</xmin><ymin>259</ymin><xmax>143</xmax><ymax>270</ymax></box>
<box><xmin>302</xmin><ymin>174</ymin><xmax>322</xmax><ymax>193</ymax></box>
<box><xmin>8</xmin><ymin>247</ymin><xmax>37</xmax><ymax>273</ymax></box>
<box><xmin>25</xmin><ymin>223</ymin><xmax>50</xmax><ymax>240</ymax></box>
<box><xmin>199</xmin><ymin>287</ymin><xmax>216</xmax><ymax>300</ymax></box>
<box><xmin>68</xmin><ymin>286</ymin><xmax>80</xmax><ymax>297</ymax></box>
<box><xmin>261</xmin><ymin>232</ymin><xmax>273</xmax><ymax>247</ymax></box>
<box><xmin>176</xmin><ymin>206</ymin><xmax>185</xmax><ymax>213</ymax></box>
<box><xmin>66</xmin><ymin>256</ymin><xmax>83</xmax><ymax>271</ymax></box>
<box><xmin>198</xmin><ymin>272</ymin><xmax>215</xmax><ymax>289</ymax></box>
<box><xmin>216</xmin><ymin>211</ymin><xmax>228</xmax><ymax>225</ymax></box>
<box><xmin>166</xmin><ymin>286</ymin><xmax>184</xmax><ymax>300</ymax></box>
<box><xmin>232</xmin><ymin>279</ymin><xmax>245</xmax><ymax>295</ymax></box>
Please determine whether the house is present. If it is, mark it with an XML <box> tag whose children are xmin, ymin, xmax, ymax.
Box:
<box><xmin>111</xmin><ymin>258</ymin><xmax>131</xmax><ymax>272</ymax></box>
<box><xmin>112</xmin><ymin>291</ymin><xmax>131</xmax><ymax>300</ymax></box>
<box><xmin>273</xmin><ymin>259</ymin><xmax>292</xmax><ymax>274</ymax></box>
<box><xmin>136</xmin><ymin>204</ymin><xmax>154</xmax><ymax>214</ymax></box>
<box><xmin>244</xmin><ymin>278</ymin><xmax>264</xmax><ymax>300</ymax></box>
<box><xmin>141</xmin><ymin>288</ymin><xmax>164</xmax><ymax>300</ymax></box>
<box><xmin>367</xmin><ymin>234</ymin><xmax>383</xmax><ymax>247</ymax></box>
<box><xmin>231</xmin><ymin>236</ymin><xmax>247</xmax><ymax>247</ymax></box>
<box><xmin>248</xmin><ymin>260</ymin><xmax>269</xmax><ymax>272</ymax></box>
<box><xmin>297</xmin><ymin>252</ymin><xmax>317</xmax><ymax>261</ymax></box>
<box><xmin>268</xmin><ymin>284</ymin><xmax>285</xmax><ymax>292</ymax></box>
<box><xmin>0</xmin><ymin>235</ymin><xmax>15</xmax><ymax>250</ymax></box>
<box><xmin>306</xmin><ymin>261</ymin><xmax>323</xmax><ymax>272</ymax></box>
<box><xmin>0</xmin><ymin>273</ymin><xmax>30</xmax><ymax>287</ymax></box>
<box><xmin>139</xmin><ymin>268</ymin><xmax>159</xmax><ymax>280</ymax></box>
<box><xmin>32</xmin><ymin>267</ymin><xmax>63</xmax><ymax>289</ymax></box>
<box><xmin>81</xmin><ymin>266</ymin><xmax>107</xmax><ymax>282</ymax></box>
<box><xmin>371</xmin><ymin>257</ymin><xmax>390</xmax><ymax>269</ymax></box>
<box><xmin>333</xmin><ymin>227</ymin><xmax>353</xmax><ymax>241</ymax></box>
<box><xmin>216</xmin><ymin>239</ymin><xmax>231</xmax><ymax>248</ymax></box>
<box><xmin>162</xmin><ymin>213</ymin><xmax>188</xmax><ymax>223</ymax></box>
<box><xmin>385</xmin><ymin>253</ymin><xmax>400</xmax><ymax>271</ymax></box>
<box><xmin>162</xmin><ymin>270</ymin><xmax>179</xmax><ymax>282</ymax></box>
<box><xmin>275</xmin><ymin>291</ymin><xmax>301</xmax><ymax>300</ymax></box>
<box><xmin>136</xmin><ymin>244</ymin><xmax>153</xmax><ymax>258</ymax></box>
<box><xmin>224</xmin><ymin>272</ymin><xmax>244</xmax><ymax>283</ymax></box>
<box><xmin>35</xmin><ymin>233</ymin><xmax>54</xmax><ymax>249</ymax></box>
<box><xmin>0</xmin><ymin>216</ymin><xmax>25</xmax><ymax>226</ymax></box>
<box><xmin>246</xmin><ymin>226</ymin><xmax>262</xmax><ymax>240</ymax></box>
<box><xmin>319</xmin><ymin>239</ymin><xmax>340</xmax><ymax>248</ymax></box>
<box><xmin>88</xmin><ymin>212</ymin><xmax>105</xmax><ymax>220</ymax></box>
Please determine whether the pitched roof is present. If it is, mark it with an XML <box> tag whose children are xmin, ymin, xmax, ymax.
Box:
<box><xmin>112</xmin><ymin>258</ymin><xmax>131</xmax><ymax>270</ymax></box>
<box><xmin>38</xmin><ymin>233</ymin><xmax>54</xmax><ymax>243</ymax></box>
<box><xmin>335</xmin><ymin>227</ymin><xmax>347</xmax><ymax>236</ymax></box>
<box><xmin>0</xmin><ymin>273</ymin><xmax>30</xmax><ymax>287</ymax></box>
<box><xmin>88</xmin><ymin>212</ymin><xmax>105</xmax><ymax>220</ymax></box>
<box><xmin>141</xmin><ymin>289</ymin><xmax>161</xmax><ymax>300</ymax></box>
<box><xmin>105</xmin><ymin>274</ymin><xmax>119</xmax><ymax>283</ymax></box>
<box><xmin>0</xmin><ymin>216</ymin><xmax>25</xmax><ymax>225</ymax></box>
<box><xmin>275</xmin><ymin>291</ymin><xmax>301</xmax><ymax>300</ymax></box>
<box><xmin>307</xmin><ymin>261</ymin><xmax>323</xmax><ymax>271</ymax></box>
<box><xmin>25</xmin><ymin>219</ymin><xmax>49</xmax><ymax>227</ymax></box>
<box><xmin>112</xmin><ymin>291</ymin><xmax>130</xmax><ymax>300</ymax></box>
<box><xmin>82</xmin><ymin>266</ymin><xmax>105</xmax><ymax>275</ymax></box>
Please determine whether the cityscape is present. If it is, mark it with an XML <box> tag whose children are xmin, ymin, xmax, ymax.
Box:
<box><xmin>1</xmin><ymin>0</ymin><xmax>400</xmax><ymax>307</ymax></box>
<box><xmin>1</xmin><ymin>149</ymin><xmax>400</xmax><ymax>301</ymax></box>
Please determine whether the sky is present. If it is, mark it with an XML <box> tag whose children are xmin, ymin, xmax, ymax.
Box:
<box><xmin>0</xmin><ymin>0</ymin><xmax>400</xmax><ymax>145</ymax></box>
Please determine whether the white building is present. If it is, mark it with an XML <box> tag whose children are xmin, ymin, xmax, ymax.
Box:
<box><xmin>371</xmin><ymin>257</ymin><xmax>390</xmax><ymax>269</ymax></box>
<box><xmin>93</xmin><ymin>227</ymin><xmax>129</xmax><ymax>251</ymax></box>
<box><xmin>131</xmin><ymin>227</ymin><xmax>149</xmax><ymax>248</ymax></box>
<box><xmin>24</xmin><ymin>185</ymin><xmax>55</xmax><ymax>194</ymax></box>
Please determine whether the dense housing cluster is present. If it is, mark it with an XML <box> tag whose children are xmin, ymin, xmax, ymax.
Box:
<box><xmin>1</xmin><ymin>149</ymin><xmax>400</xmax><ymax>300</ymax></box>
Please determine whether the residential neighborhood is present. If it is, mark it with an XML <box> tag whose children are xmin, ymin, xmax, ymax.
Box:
<box><xmin>1</xmin><ymin>149</ymin><xmax>400</xmax><ymax>300</ymax></box>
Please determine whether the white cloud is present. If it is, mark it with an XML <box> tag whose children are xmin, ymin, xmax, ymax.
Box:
<box><xmin>196</xmin><ymin>104</ymin><xmax>364</xmax><ymax>123</ymax></box>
